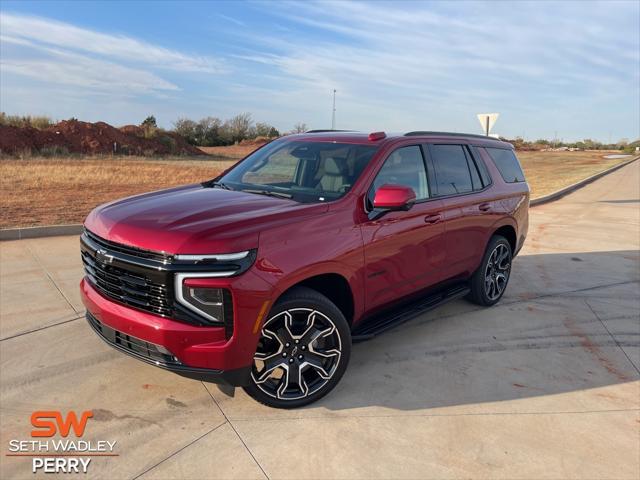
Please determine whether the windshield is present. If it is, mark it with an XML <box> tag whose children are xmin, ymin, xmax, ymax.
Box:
<box><xmin>216</xmin><ymin>140</ymin><xmax>378</xmax><ymax>203</ymax></box>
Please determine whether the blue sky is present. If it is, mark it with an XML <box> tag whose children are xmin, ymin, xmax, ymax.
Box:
<box><xmin>1</xmin><ymin>0</ymin><xmax>638</xmax><ymax>142</ymax></box>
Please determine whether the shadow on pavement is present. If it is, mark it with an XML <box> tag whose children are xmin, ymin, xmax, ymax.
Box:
<box><xmin>307</xmin><ymin>249</ymin><xmax>639</xmax><ymax>412</ymax></box>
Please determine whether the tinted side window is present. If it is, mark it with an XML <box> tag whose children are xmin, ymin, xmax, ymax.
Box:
<box><xmin>470</xmin><ymin>147</ymin><xmax>492</xmax><ymax>187</ymax></box>
<box><xmin>430</xmin><ymin>145</ymin><xmax>473</xmax><ymax>196</ymax></box>
<box><xmin>466</xmin><ymin>150</ymin><xmax>482</xmax><ymax>190</ymax></box>
<box><xmin>485</xmin><ymin>147</ymin><xmax>525</xmax><ymax>183</ymax></box>
<box><xmin>371</xmin><ymin>145</ymin><xmax>429</xmax><ymax>200</ymax></box>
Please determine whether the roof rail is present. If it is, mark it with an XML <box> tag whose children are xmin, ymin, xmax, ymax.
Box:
<box><xmin>404</xmin><ymin>131</ymin><xmax>501</xmax><ymax>140</ymax></box>
<box><xmin>305</xmin><ymin>129</ymin><xmax>358</xmax><ymax>133</ymax></box>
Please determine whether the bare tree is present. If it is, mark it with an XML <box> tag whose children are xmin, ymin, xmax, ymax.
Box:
<box><xmin>173</xmin><ymin>118</ymin><xmax>198</xmax><ymax>144</ymax></box>
<box><xmin>196</xmin><ymin>117</ymin><xmax>222</xmax><ymax>146</ymax></box>
<box><xmin>292</xmin><ymin>122</ymin><xmax>307</xmax><ymax>134</ymax></box>
<box><xmin>255</xmin><ymin>122</ymin><xmax>279</xmax><ymax>138</ymax></box>
<box><xmin>227</xmin><ymin>112</ymin><xmax>253</xmax><ymax>143</ymax></box>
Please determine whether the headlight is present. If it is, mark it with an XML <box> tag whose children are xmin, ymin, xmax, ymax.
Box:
<box><xmin>182</xmin><ymin>286</ymin><xmax>225</xmax><ymax>322</ymax></box>
<box><xmin>175</xmin><ymin>273</ymin><xmax>233</xmax><ymax>324</ymax></box>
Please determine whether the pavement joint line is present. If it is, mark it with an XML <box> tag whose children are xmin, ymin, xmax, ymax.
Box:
<box><xmin>202</xmin><ymin>382</ymin><xmax>270</xmax><ymax>480</ymax></box>
<box><xmin>585</xmin><ymin>298</ymin><xmax>640</xmax><ymax>377</ymax></box>
<box><xmin>226</xmin><ymin>408</ymin><xmax>640</xmax><ymax>423</ymax></box>
<box><xmin>130</xmin><ymin>421</ymin><xmax>228</xmax><ymax>480</ymax></box>
<box><xmin>24</xmin><ymin>241</ymin><xmax>81</xmax><ymax>315</ymax></box>
<box><xmin>0</xmin><ymin>314</ymin><xmax>84</xmax><ymax>342</ymax></box>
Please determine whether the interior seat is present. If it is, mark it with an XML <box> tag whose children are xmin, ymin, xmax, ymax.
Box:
<box><xmin>316</xmin><ymin>157</ymin><xmax>348</xmax><ymax>192</ymax></box>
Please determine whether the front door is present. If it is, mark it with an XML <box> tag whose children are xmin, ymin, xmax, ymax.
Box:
<box><xmin>360</xmin><ymin>145</ymin><xmax>446</xmax><ymax>311</ymax></box>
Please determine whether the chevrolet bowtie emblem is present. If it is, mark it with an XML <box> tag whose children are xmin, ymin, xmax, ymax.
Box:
<box><xmin>95</xmin><ymin>248</ymin><xmax>114</xmax><ymax>264</ymax></box>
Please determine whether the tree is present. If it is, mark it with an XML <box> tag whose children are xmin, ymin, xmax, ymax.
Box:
<box><xmin>226</xmin><ymin>112</ymin><xmax>253</xmax><ymax>143</ymax></box>
<box><xmin>254</xmin><ymin>122</ymin><xmax>272</xmax><ymax>137</ymax></box>
<box><xmin>196</xmin><ymin>116</ymin><xmax>222</xmax><ymax>146</ymax></box>
<box><xmin>292</xmin><ymin>122</ymin><xmax>307</xmax><ymax>134</ymax></box>
<box><xmin>254</xmin><ymin>122</ymin><xmax>280</xmax><ymax>138</ymax></box>
<box><xmin>268</xmin><ymin>126</ymin><xmax>280</xmax><ymax>138</ymax></box>
<box><xmin>140</xmin><ymin>115</ymin><xmax>158</xmax><ymax>138</ymax></box>
<box><xmin>141</xmin><ymin>116</ymin><xmax>157</xmax><ymax>128</ymax></box>
<box><xmin>173</xmin><ymin>118</ymin><xmax>198</xmax><ymax>144</ymax></box>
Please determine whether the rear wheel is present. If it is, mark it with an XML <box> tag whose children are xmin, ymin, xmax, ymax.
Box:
<box><xmin>243</xmin><ymin>287</ymin><xmax>351</xmax><ymax>408</ymax></box>
<box><xmin>468</xmin><ymin>235</ymin><xmax>512</xmax><ymax>306</ymax></box>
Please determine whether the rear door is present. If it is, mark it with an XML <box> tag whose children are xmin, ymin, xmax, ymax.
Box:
<box><xmin>425</xmin><ymin>143</ymin><xmax>496</xmax><ymax>279</ymax></box>
<box><xmin>360</xmin><ymin>145</ymin><xmax>446</xmax><ymax>310</ymax></box>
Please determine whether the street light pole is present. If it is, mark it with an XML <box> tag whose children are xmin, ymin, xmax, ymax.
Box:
<box><xmin>331</xmin><ymin>89</ymin><xmax>336</xmax><ymax>130</ymax></box>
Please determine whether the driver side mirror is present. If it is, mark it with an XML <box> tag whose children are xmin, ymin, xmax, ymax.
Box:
<box><xmin>369</xmin><ymin>184</ymin><xmax>416</xmax><ymax>220</ymax></box>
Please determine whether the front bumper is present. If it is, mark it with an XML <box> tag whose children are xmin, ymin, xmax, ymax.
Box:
<box><xmin>85</xmin><ymin>311</ymin><xmax>250</xmax><ymax>385</ymax></box>
<box><xmin>80</xmin><ymin>274</ymin><xmax>274</xmax><ymax>386</ymax></box>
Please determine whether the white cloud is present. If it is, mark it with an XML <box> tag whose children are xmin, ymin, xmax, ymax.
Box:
<box><xmin>0</xmin><ymin>12</ymin><xmax>227</xmax><ymax>73</ymax></box>
<box><xmin>237</xmin><ymin>0</ymin><xmax>639</xmax><ymax>139</ymax></box>
<box><xmin>0</xmin><ymin>35</ymin><xmax>178</xmax><ymax>93</ymax></box>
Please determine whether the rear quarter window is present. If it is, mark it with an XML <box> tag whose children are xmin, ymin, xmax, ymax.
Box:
<box><xmin>485</xmin><ymin>147</ymin><xmax>526</xmax><ymax>183</ymax></box>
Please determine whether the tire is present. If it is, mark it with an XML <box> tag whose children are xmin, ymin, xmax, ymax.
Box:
<box><xmin>243</xmin><ymin>287</ymin><xmax>351</xmax><ymax>409</ymax></box>
<box><xmin>467</xmin><ymin>235</ymin><xmax>513</xmax><ymax>306</ymax></box>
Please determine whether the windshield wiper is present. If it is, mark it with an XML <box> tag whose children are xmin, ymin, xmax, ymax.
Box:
<box><xmin>241</xmin><ymin>188</ymin><xmax>292</xmax><ymax>199</ymax></box>
<box><xmin>208</xmin><ymin>181</ymin><xmax>233</xmax><ymax>190</ymax></box>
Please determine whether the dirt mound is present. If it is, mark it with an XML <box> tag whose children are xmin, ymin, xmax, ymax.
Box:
<box><xmin>0</xmin><ymin>120</ymin><xmax>205</xmax><ymax>156</ymax></box>
<box><xmin>119</xmin><ymin>125</ymin><xmax>144</xmax><ymax>136</ymax></box>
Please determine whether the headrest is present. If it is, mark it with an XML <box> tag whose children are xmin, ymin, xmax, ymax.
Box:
<box><xmin>324</xmin><ymin>157</ymin><xmax>344</xmax><ymax>175</ymax></box>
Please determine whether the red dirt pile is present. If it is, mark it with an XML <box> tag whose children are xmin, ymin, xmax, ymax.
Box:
<box><xmin>0</xmin><ymin>120</ymin><xmax>205</xmax><ymax>156</ymax></box>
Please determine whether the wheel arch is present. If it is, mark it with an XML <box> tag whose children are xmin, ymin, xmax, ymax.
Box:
<box><xmin>274</xmin><ymin>272</ymin><xmax>356</xmax><ymax>326</ymax></box>
<box><xmin>492</xmin><ymin>224</ymin><xmax>517</xmax><ymax>254</ymax></box>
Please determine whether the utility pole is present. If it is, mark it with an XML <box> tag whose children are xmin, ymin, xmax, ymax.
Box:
<box><xmin>331</xmin><ymin>89</ymin><xmax>336</xmax><ymax>130</ymax></box>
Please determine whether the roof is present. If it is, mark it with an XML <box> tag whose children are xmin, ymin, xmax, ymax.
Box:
<box><xmin>289</xmin><ymin>130</ymin><xmax>512</xmax><ymax>147</ymax></box>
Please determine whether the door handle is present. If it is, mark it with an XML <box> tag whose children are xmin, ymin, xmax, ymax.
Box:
<box><xmin>479</xmin><ymin>203</ymin><xmax>491</xmax><ymax>212</ymax></box>
<box><xmin>424</xmin><ymin>214</ymin><xmax>442</xmax><ymax>224</ymax></box>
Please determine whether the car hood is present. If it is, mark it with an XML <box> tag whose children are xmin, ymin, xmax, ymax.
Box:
<box><xmin>84</xmin><ymin>184</ymin><xmax>328</xmax><ymax>254</ymax></box>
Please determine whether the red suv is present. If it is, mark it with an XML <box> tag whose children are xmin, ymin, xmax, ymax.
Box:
<box><xmin>80</xmin><ymin>131</ymin><xmax>529</xmax><ymax>408</ymax></box>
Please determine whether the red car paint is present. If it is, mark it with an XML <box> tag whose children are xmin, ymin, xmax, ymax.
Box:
<box><xmin>81</xmin><ymin>131</ymin><xmax>528</xmax><ymax>384</ymax></box>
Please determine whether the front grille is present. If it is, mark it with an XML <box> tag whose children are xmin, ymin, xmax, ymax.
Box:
<box><xmin>87</xmin><ymin>312</ymin><xmax>180</xmax><ymax>366</ymax></box>
<box><xmin>82</xmin><ymin>249</ymin><xmax>173</xmax><ymax>317</ymax></box>
<box><xmin>81</xmin><ymin>229</ymin><xmax>244</xmax><ymax>338</ymax></box>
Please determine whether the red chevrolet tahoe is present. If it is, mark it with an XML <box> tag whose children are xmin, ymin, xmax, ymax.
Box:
<box><xmin>81</xmin><ymin>130</ymin><xmax>529</xmax><ymax>408</ymax></box>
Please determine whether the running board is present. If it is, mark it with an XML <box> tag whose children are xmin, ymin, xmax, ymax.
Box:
<box><xmin>352</xmin><ymin>284</ymin><xmax>470</xmax><ymax>342</ymax></box>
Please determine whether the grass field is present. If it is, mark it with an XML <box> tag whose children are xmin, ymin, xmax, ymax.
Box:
<box><xmin>0</xmin><ymin>150</ymin><xmax>633</xmax><ymax>229</ymax></box>
<box><xmin>517</xmin><ymin>150</ymin><xmax>631</xmax><ymax>198</ymax></box>
<box><xmin>0</xmin><ymin>156</ymin><xmax>235</xmax><ymax>228</ymax></box>
<box><xmin>199</xmin><ymin>144</ymin><xmax>258</xmax><ymax>159</ymax></box>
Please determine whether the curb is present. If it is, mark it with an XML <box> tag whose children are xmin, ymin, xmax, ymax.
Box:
<box><xmin>0</xmin><ymin>224</ymin><xmax>83</xmax><ymax>241</ymax></box>
<box><xmin>1</xmin><ymin>156</ymin><xmax>637</xmax><ymax>241</ymax></box>
<box><xmin>530</xmin><ymin>156</ymin><xmax>638</xmax><ymax>206</ymax></box>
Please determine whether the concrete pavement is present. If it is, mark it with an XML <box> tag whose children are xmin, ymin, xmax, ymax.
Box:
<box><xmin>1</xmin><ymin>160</ymin><xmax>638</xmax><ymax>479</ymax></box>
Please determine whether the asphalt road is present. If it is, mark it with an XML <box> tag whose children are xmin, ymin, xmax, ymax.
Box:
<box><xmin>1</xmin><ymin>160</ymin><xmax>638</xmax><ymax>479</ymax></box>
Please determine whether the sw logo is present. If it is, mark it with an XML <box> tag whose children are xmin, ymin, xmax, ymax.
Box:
<box><xmin>31</xmin><ymin>410</ymin><xmax>93</xmax><ymax>438</ymax></box>
<box><xmin>6</xmin><ymin>410</ymin><xmax>117</xmax><ymax>474</ymax></box>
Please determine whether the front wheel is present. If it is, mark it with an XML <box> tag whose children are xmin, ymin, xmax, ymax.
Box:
<box><xmin>243</xmin><ymin>287</ymin><xmax>351</xmax><ymax>409</ymax></box>
<box><xmin>467</xmin><ymin>235</ymin><xmax>513</xmax><ymax>306</ymax></box>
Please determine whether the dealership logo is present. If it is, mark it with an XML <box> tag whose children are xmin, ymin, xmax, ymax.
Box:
<box><xmin>6</xmin><ymin>410</ymin><xmax>117</xmax><ymax>474</ymax></box>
